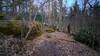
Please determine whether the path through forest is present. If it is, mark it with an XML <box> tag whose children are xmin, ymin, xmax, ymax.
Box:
<box><xmin>25</xmin><ymin>32</ymin><xmax>98</xmax><ymax>56</ymax></box>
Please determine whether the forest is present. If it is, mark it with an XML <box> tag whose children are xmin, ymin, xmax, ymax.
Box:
<box><xmin>0</xmin><ymin>0</ymin><xmax>100</xmax><ymax>56</ymax></box>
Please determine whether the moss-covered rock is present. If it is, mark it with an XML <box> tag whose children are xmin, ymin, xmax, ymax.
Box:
<box><xmin>0</xmin><ymin>12</ymin><xmax>6</xmax><ymax>20</ymax></box>
<box><xmin>0</xmin><ymin>20</ymin><xmax>43</xmax><ymax>39</ymax></box>
<box><xmin>9</xmin><ymin>20</ymin><xmax>23</xmax><ymax>35</ymax></box>
<box><xmin>45</xmin><ymin>27</ymin><xmax>55</xmax><ymax>33</ymax></box>
<box><xmin>45</xmin><ymin>26</ymin><xmax>58</xmax><ymax>33</ymax></box>
<box><xmin>0</xmin><ymin>20</ymin><xmax>22</xmax><ymax>35</ymax></box>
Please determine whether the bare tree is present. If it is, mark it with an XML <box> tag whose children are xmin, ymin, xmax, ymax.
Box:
<box><xmin>58</xmin><ymin>0</ymin><xmax>63</xmax><ymax>31</ymax></box>
<box><xmin>29</xmin><ymin>0</ymin><xmax>34</xmax><ymax>21</ymax></box>
<box><xmin>47</xmin><ymin>0</ymin><xmax>51</xmax><ymax>25</ymax></box>
<box><xmin>52</xmin><ymin>0</ymin><xmax>57</xmax><ymax>26</ymax></box>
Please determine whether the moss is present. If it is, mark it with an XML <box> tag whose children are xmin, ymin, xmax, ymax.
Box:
<box><xmin>9</xmin><ymin>20</ymin><xmax>22</xmax><ymax>35</ymax></box>
<box><xmin>45</xmin><ymin>25</ymin><xmax>58</xmax><ymax>33</ymax></box>
<box><xmin>45</xmin><ymin>27</ymin><xmax>55</xmax><ymax>33</ymax></box>
<box><xmin>0</xmin><ymin>20</ymin><xmax>22</xmax><ymax>35</ymax></box>
<box><xmin>14</xmin><ymin>16</ymin><xmax>22</xmax><ymax>20</ymax></box>
<box><xmin>0</xmin><ymin>12</ymin><xmax>5</xmax><ymax>20</ymax></box>
<box><xmin>0</xmin><ymin>20</ymin><xmax>43</xmax><ymax>39</ymax></box>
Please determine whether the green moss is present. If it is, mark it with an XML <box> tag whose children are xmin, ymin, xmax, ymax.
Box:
<box><xmin>0</xmin><ymin>20</ymin><xmax>22</xmax><ymax>35</ymax></box>
<box><xmin>0</xmin><ymin>20</ymin><xmax>43</xmax><ymax>39</ymax></box>
<box><xmin>0</xmin><ymin>13</ymin><xmax>5</xmax><ymax>17</ymax></box>
<box><xmin>14</xmin><ymin>16</ymin><xmax>22</xmax><ymax>20</ymax></box>
<box><xmin>9</xmin><ymin>20</ymin><xmax>22</xmax><ymax>35</ymax></box>
<box><xmin>45</xmin><ymin>25</ymin><xmax>58</xmax><ymax>33</ymax></box>
<box><xmin>45</xmin><ymin>28</ymin><xmax>55</xmax><ymax>33</ymax></box>
<box><xmin>0</xmin><ymin>12</ymin><xmax>5</xmax><ymax>20</ymax></box>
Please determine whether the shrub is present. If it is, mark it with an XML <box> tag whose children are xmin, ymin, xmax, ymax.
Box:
<box><xmin>26</xmin><ymin>21</ymin><xmax>43</xmax><ymax>40</ymax></box>
<box><xmin>35</xmin><ymin>14</ymin><xmax>43</xmax><ymax>22</ymax></box>
<box><xmin>74</xmin><ymin>29</ymin><xmax>100</xmax><ymax>49</ymax></box>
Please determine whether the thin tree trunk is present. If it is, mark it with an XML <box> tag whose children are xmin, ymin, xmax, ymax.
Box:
<box><xmin>48</xmin><ymin>0</ymin><xmax>51</xmax><ymax>25</ymax></box>
<box><xmin>58</xmin><ymin>0</ymin><xmax>63</xmax><ymax>31</ymax></box>
<box><xmin>29</xmin><ymin>0</ymin><xmax>34</xmax><ymax>21</ymax></box>
<box><xmin>52</xmin><ymin>0</ymin><xmax>57</xmax><ymax>26</ymax></box>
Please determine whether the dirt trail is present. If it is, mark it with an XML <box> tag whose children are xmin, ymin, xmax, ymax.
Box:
<box><xmin>25</xmin><ymin>32</ymin><xmax>98</xmax><ymax>56</ymax></box>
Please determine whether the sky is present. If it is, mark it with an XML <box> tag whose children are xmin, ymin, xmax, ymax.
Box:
<box><xmin>63</xmin><ymin>0</ymin><xmax>76</xmax><ymax>7</ymax></box>
<box><xmin>34</xmin><ymin>0</ymin><xmax>100</xmax><ymax>9</ymax></box>
<box><xmin>34</xmin><ymin>0</ymin><xmax>76</xmax><ymax>7</ymax></box>
<box><xmin>63</xmin><ymin>0</ymin><xmax>84</xmax><ymax>10</ymax></box>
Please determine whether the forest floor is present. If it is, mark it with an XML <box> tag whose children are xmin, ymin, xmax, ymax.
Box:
<box><xmin>0</xmin><ymin>31</ymin><xmax>99</xmax><ymax>56</ymax></box>
<box><xmin>25</xmin><ymin>32</ymin><xmax>99</xmax><ymax>56</ymax></box>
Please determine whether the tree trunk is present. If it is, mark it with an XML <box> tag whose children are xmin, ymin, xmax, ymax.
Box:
<box><xmin>52</xmin><ymin>0</ymin><xmax>57</xmax><ymax>26</ymax></box>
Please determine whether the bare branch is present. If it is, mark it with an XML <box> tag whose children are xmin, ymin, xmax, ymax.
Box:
<box><xmin>25</xmin><ymin>0</ymin><xmax>53</xmax><ymax>39</ymax></box>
